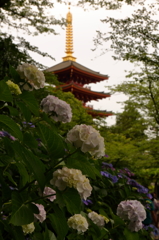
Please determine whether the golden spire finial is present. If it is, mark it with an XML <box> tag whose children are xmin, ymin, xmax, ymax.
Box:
<box><xmin>62</xmin><ymin>2</ymin><xmax>76</xmax><ymax>62</ymax></box>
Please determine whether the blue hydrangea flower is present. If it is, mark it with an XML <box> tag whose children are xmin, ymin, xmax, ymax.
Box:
<box><xmin>143</xmin><ymin>224</ymin><xmax>159</xmax><ymax>237</ymax></box>
<box><xmin>102</xmin><ymin>162</ymin><xmax>115</xmax><ymax>170</ymax></box>
<box><xmin>146</xmin><ymin>193</ymin><xmax>153</xmax><ymax>199</ymax></box>
<box><xmin>23</xmin><ymin>122</ymin><xmax>35</xmax><ymax>128</ymax></box>
<box><xmin>101</xmin><ymin>171</ymin><xmax>118</xmax><ymax>183</ymax></box>
<box><xmin>127</xmin><ymin>179</ymin><xmax>149</xmax><ymax>194</ymax></box>
<box><xmin>82</xmin><ymin>199</ymin><xmax>93</xmax><ymax>206</ymax></box>
<box><xmin>0</xmin><ymin>131</ymin><xmax>16</xmax><ymax>141</ymax></box>
<box><xmin>119</xmin><ymin>168</ymin><xmax>135</xmax><ymax>177</ymax></box>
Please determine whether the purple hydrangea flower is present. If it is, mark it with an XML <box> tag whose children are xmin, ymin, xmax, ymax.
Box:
<box><xmin>119</xmin><ymin>168</ymin><xmax>135</xmax><ymax>177</ymax></box>
<box><xmin>2</xmin><ymin>215</ymin><xmax>7</xmax><ymax>220</ymax></box>
<box><xmin>145</xmin><ymin>203</ymin><xmax>151</xmax><ymax>210</ymax></box>
<box><xmin>127</xmin><ymin>179</ymin><xmax>149</xmax><ymax>194</ymax></box>
<box><xmin>101</xmin><ymin>171</ymin><xmax>109</xmax><ymax>178</ymax></box>
<box><xmin>9</xmin><ymin>136</ymin><xmax>16</xmax><ymax>141</ymax></box>
<box><xmin>23</xmin><ymin>122</ymin><xmax>35</xmax><ymax>128</ymax></box>
<box><xmin>102</xmin><ymin>162</ymin><xmax>113</xmax><ymax>168</ymax></box>
<box><xmin>0</xmin><ymin>131</ymin><xmax>16</xmax><ymax>141</ymax></box>
<box><xmin>36</xmin><ymin>138</ymin><xmax>42</xmax><ymax>146</ymax></box>
<box><xmin>143</xmin><ymin>224</ymin><xmax>159</xmax><ymax>237</ymax></box>
<box><xmin>82</xmin><ymin>199</ymin><xmax>93</xmax><ymax>206</ymax></box>
<box><xmin>146</xmin><ymin>193</ymin><xmax>153</xmax><ymax>199</ymax></box>
<box><xmin>0</xmin><ymin>131</ymin><xmax>10</xmax><ymax>137</ymax></box>
<box><xmin>117</xmin><ymin>173</ymin><xmax>123</xmax><ymax>178</ymax></box>
<box><xmin>101</xmin><ymin>171</ymin><xmax>118</xmax><ymax>183</ymax></box>
<box><xmin>102</xmin><ymin>162</ymin><xmax>115</xmax><ymax>171</ymax></box>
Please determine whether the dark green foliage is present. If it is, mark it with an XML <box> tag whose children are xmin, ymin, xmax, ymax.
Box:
<box><xmin>0</xmin><ymin>0</ymin><xmax>65</xmax><ymax>79</ymax></box>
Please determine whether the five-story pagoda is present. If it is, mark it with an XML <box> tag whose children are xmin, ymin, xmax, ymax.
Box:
<box><xmin>45</xmin><ymin>5</ymin><xmax>113</xmax><ymax>118</ymax></box>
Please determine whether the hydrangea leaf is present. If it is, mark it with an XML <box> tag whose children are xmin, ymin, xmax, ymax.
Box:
<box><xmin>13</xmin><ymin>141</ymin><xmax>45</xmax><ymax>190</ymax></box>
<box><xmin>0</xmin><ymin>80</ymin><xmax>13</xmax><ymax>102</ymax></box>
<box><xmin>124</xmin><ymin>228</ymin><xmax>140</xmax><ymax>240</ymax></box>
<box><xmin>19</xmin><ymin>91</ymin><xmax>39</xmax><ymax>116</ymax></box>
<box><xmin>16</xmin><ymin>101</ymin><xmax>31</xmax><ymax>122</ymax></box>
<box><xmin>42</xmin><ymin>226</ymin><xmax>57</xmax><ymax>240</ymax></box>
<box><xmin>16</xmin><ymin>161</ymin><xmax>29</xmax><ymax>187</ymax></box>
<box><xmin>7</xmin><ymin>106</ymin><xmax>19</xmax><ymax>116</ymax></box>
<box><xmin>0</xmin><ymin>169</ymin><xmax>11</xmax><ymax>200</ymax></box>
<box><xmin>32</xmin><ymin>233</ymin><xmax>43</xmax><ymax>240</ymax></box>
<box><xmin>66</xmin><ymin>151</ymin><xmax>97</xmax><ymax>179</ymax></box>
<box><xmin>9</xmin><ymin>65</ymin><xmax>21</xmax><ymax>84</ymax></box>
<box><xmin>12</xmin><ymin>226</ymin><xmax>25</xmax><ymax>240</ymax></box>
<box><xmin>23</xmin><ymin>132</ymin><xmax>38</xmax><ymax>149</ymax></box>
<box><xmin>0</xmin><ymin>115</ymin><xmax>23</xmax><ymax>140</ymax></box>
<box><xmin>56</xmin><ymin>188</ymin><xmax>81</xmax><ymax>214</ymax></box>
<box><xmin>37</xmin><ymin>123</ymin><xmax>65</xmax><ymax>160</ymax></box>
<box><xmin>49</xmin><ymin>206</ymin><xmax>68</xmax><ymax>240</ymax></box>
<box><xmin>10</xmin><ymin>191</ymin><xmax>34</xmax><ymax>226</ymax></box>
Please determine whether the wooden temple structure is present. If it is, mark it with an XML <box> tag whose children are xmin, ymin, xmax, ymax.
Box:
<box><xmin>45</xmin><ymin>6</ymin><xmax>113</xmax><ymax>118</ymax></box>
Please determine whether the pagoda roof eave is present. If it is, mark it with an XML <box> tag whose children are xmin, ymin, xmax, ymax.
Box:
<box><xmin>45</xmin><ymin>60</ymin><xmax>109</xmax><ymax>81</ymax></box>
<box><xmin>58</xmin><ymin>82</ymin><xmax>111</xmax><ymax>98</ymax></box>
<box><xmin>85</xmin><ymin>108</ymin><xmax>114</xmax><ymax>118</ymax></box>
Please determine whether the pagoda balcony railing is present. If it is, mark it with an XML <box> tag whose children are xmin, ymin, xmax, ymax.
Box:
<box><xmin>85</xmin><ymin>104</ymin><xmax>93</xmax><ymax>109</ymax></box>
<box><xmin>65</xmin><ymin>81</ymin><xmax>92</xmax><ymax>90</ymax></box>
<box><xmin>84</xmin><ymin>85</ymin><xmax>91</xmax><ymax>90</ymax></box>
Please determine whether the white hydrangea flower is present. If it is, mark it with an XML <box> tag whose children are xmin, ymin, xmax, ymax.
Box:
<box><xmin>6</xmin><ymin>80</ymin><xmax>22</xmax><ymax>95</ymax></box>
<box><xmin>117</xmin><ymin>200</ymin><xmax>146</xmax><ymax>232</ymax></box>
<box><xmin>128</xmin><ymin>220</ymin><xmax>143</xmax><ymax>232</ymax></box>
<box><xmin>33</xmin><ymin>203</ymin><xmax>46</xmax><ymax>223</ymax></box>
<box><xmin>42</xmin><ymin>187</ymin><xmax>56</xmax><ymax>202</ymax></box>
<box><xmin>66</xmin><ymin>124</ymin><xmax>105</xmax><ymax>158</ymax></box>
<box><xmin>41</xmin><ymin>95</ymin><xmax>72</xmax><ymax>123</ymax></box>
<box><xmin>67</xmin><ymin>214</ymin><xmax>88</xmax><ymax>233</ymax></box>
<box><xmin>22</xmin><ymin>222</ymin><xmax>35</xmax><ymax>234</ymax></box>
<box><xmin>17</xmin><ymin>63</ymin><xmax>45</xmax><ymax>91</ymax></box>
<box><xmin>50</xmin><ymin>167</ymin><xmax>92</xmax><ymax>200</ymax></box>
<box><xmin>88</xmin><ymin>211</ymin><xmax>105</xmax><ymax>227</ymax></box>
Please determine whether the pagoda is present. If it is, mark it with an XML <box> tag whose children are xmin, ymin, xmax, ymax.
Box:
<box><xmin>45</xmin><ymin>5</ymin><xmax>113</xmax><ymax>118</ymax></box>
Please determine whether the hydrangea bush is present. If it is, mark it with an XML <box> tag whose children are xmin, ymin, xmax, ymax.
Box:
<box><xmin>0</xmin><ymin>64</ymin><xmax>153</xmax><ymax>240</ymax></box>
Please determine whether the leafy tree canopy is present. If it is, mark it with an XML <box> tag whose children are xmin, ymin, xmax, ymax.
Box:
<box><xmin>112</xmin><ymin>101</ymin><xmax>147</xmax><ymax>140</ymax></box>
<box><xmin>77</xmin><ymin>0</ymin><xmax>145</xmax><ymax>10</ymax></box>
<box><xmin>0</xmin><ymin>0</ymin><xmax>66</xmax><ymax>79</ymax></box>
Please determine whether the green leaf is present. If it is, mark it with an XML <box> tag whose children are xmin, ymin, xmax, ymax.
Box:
<box><xmin>16</xmin><ymin>101</ymin><xmax>31</xmax><ymax>122</ymax></box>
<box><xmin>63</xmin><ymin>189</ymin><xmax>82</xmax><ymax>214</ymax></box>
<box><xmin>16</xmin><ymin>162</ymin><xmax>29</xmax><ymax>187</ymax></box>
<box><xmin>10</xmin><ymin>191</ymin><xmax>34</xmax><ymax>226</ymax></box>
<box><xmin>37</xmin><ymin>123</ymin><xmax>65</xmax><ymax>159</ymax></box>
<box><xmin>12</xmin><ymin>226</ymin><xmax>25</xmax><ymax>240</ymax></box>
<box><xmin>4</xmin><ymin>171</ymin><xmax>17</xmax><ymax>186</ymax></box>
<box><xmin>66</xmin><ymin>151</ymin><xmax>97</xmax><ymax>179</ymax></box>
<box><xmin>56</xmin><ymin>188</ymin><xmax>81</xmax><ymax>214</ymax></box>
<box><xmin>19</xmin><ymin>91</ymin><xmax>39</xmax><ymax>116</ymax></box>
<box><xmin>0</xmin><ymin>80</ymin><xmax>13</xmax><ymax>102</ymax></box>
<box><xmin>28</xmin><ymin>203</ymin><xmax>39</xmax><ymax>214</ymax></box>
<box><xmin>7</xmin><ymin>106</ymin><xmax>19</xmax><ymax>116</ymax></box>
<box><xmin>13</xmin><ymin>141</ymin><xmax>46</xmax><ymax>190</ymax></box>
<box><xmin>43</xmin><ymin>226</ymin><xmax>57</xmax><ymax>240</ymax></box>
<box><xmin>23</xmin><ymin>132</ymin><xmax>38</xmax><ymax>149</ymax></box>
<box><xmin>0</xmin><ymin>169</ymin><xmax>11</xmax><ymax>200</ymax></box>
<box><xmin>0</xmin><ymin>115</ymin><xmax>23</xmax><ymax>140</ymax></box>
<box><xmin>49</xmin><ymin>205</ymin><xmax>68</xmax><ymax>240</ymax></box>
<box><xmin>48</xmin><ymin>231</ymin><xmax>57</xmax><ymax>240</ymax></box>
<box><xmin>124</xmin><ymin>228</ymin><xmax>140</xmax><ymax>240</ymax></box>
<box><xmin>32</xmin><ymin>233</ymin><xmax>43</xmax><ymax>240</ymax></box>
<box><xmin>9</xmin><ymin>65</ymin><xmax>21</xmax><ymax>84</ymax></box>
<box><xmin>3</xmin><ymin>137</ymin><xmax>15</xmax><ymax>156</ymax></box>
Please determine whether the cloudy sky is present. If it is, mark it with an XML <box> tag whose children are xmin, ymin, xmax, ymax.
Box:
<box><xmin>25</xmin><ymin>1</ymin><xmax>138</xmax><ymax>125</ymax></box>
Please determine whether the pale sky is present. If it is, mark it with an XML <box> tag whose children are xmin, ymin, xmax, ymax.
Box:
<box><xmin>25</xmin><ymin>1</ymin><xmax>138</xmax><ymax>126</ymax></box>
